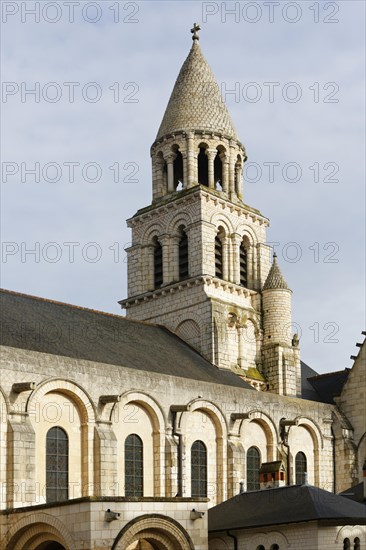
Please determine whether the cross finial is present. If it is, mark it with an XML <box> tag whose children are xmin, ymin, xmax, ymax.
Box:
<box><xmin>191</xmin><ymin>22</ymin><xmax>201</xmax><ymax>41</ymax></box>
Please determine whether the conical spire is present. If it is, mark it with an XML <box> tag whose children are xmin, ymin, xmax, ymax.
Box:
<box><xmin>263</xmin><ymin>253</ymin><xmax>289</xmax><ymax>290</ymax></box>
<box><xmin>156</xmin><ymin>33</ymin><xmax>238</xmax><ymax>141</ymax></box>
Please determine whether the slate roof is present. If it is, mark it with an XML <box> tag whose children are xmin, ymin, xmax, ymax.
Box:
<box><xmin>156</xmin><ymin>40</ymin><xmax>238</xmax><ymax>141</ymax></box>
<box><xmin>307</xmin><ymin>369</ymin><xmax>350</xmax><ymax>404</ymax></box>
<box><xmin>301</xmin><ymin>361</ymin><xmax>322</xmax><ymax>401</ymax></box>
<box><xmin>340</xmin><ymin>483</ymin><xmax>366</xmax><ymax>504</ymax></box>
<box><xmin>0</xmin><ymin>289</ymin><xmax>253</xmax><ymax>390</ymax></box>
<box><xmin>208</xmin><ymin>484</ymin><xmax>366</xmax><ymax>532</ymax></box>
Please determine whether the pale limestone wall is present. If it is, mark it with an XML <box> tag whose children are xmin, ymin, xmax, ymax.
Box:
<box><xmin>184</xmin><ymin>410</ymin><xmax>217</xmax><ymax>505</ymax></box>
<box><xmin>337</xmin><ymin>341</ymin><xmax>366</xmax><ymax>482</ymax></box>
<box><xmin>0</xmin><ymin>344</ymin><xmax>335</xmax><ymax>514</ymax></box>
<box><xmin>209</xmin><ymin>523</ymin><xmax>366</xmax><ymax>550</ymax></box>
<box><xmin>288</xmin><ymin>425</ymin><xmax>316</xmax><ymax>486</ymax></box>
<box><xmin>125</xmin><ymin>188</ymin><xmax>270</xmax><ymax>298</ymax></box>
<box><xmin>1</xmin><ymin>498</ymin><xmax>209</xmax><ymax>550</ymax></box>
<box><xmin>262</xmin><ymin>289</ymin><xmax>292</xmax><ymax>346</ymax></box>
<box><xmin>115</xmin><ymin>403</ymin><xmax>155</xmax><ymax>497</ymax></box>
<box><xmin>262</xmin><ymin>343</ymin><xmax>301</xmax><ymax>397</ymax></box>
<box><xmin>0</xmin><ymin>389</ymin><xmax>8</xmax><ymax>510</ymax></box>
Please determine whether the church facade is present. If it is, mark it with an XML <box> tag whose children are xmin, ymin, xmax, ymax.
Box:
<box><xmin>0</xmin><ymin>26</ymin><xmax>365</xmax><ymax>550</ymax></box>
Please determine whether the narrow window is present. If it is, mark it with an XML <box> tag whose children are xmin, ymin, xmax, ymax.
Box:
<box><xmin>343</xmin><ymin>539</ymin><xmax>350</xmax><ymax>550</ymax></box>
<box><xmin>354</xmin><ymin>538</ymin><xmax>360</xmax><ymax>550</ymax></box>
<box><xmin>295</xmin><ymin>451</ymin><xmax>307</xmax><ymax>484</ymax></box>
<box><xmin>246</xmin><ymin>446</ymin><xmax>260</xmax><ymax>491</ymax></box>
<box><xmin>271</xmin><ymin>545</ymin><xmax>280</xmax><ymax>550</ymax></box>
<box><xmin>214</xmin><ymin>150</ymin><xmax>223</xmax><ymax>190</ymax></box>
<box><xmin>46</xmin><ymin>427</ymin><xmax>68</xmax><ymax>503</ymax></box>
<box><xmin>179</xmin><ymin>230</ymin><xmax>189</xmax><ymax>280</ymax></box>
<box><xmin>191</xmin><ymin>440</ymin><xmax>207</xmax><ymax>497</ymax></box>
<box><xmin>153</xmin><ymin>238</ymin><xmax>163</xmax><ymax>289</ymax></box>
<box><xmin>215</xmin><ymin>235</ymin><xmax>223</xmax><ymax>279</ymax></box>
<box><xmin>256</xmin><ymin>546</ymin><xmax>265</xmax><ymax>550</ymax></box>
<box><xmin>125</xmin><ymin>434</ymin><xmax>143</xmax><ymax>497</ymax></box>
<box><xmin>198</xmin><ymin>146</ymin><xmax>208</xmax><ymax>186</ymax></box>
<box><xmin>240</xmin><ymin>241</ymin><xmax>248</xmax><ymax>286</ymax></box>
<box><xmin>173</xmin><ymin>149</ymin><xmax>184</xmax><ymax>190</ymax></box>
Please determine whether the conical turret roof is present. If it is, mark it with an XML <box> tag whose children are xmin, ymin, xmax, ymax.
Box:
<box><xmin>156</xmin><ymin>40</ymin><xmax>238</xmax><ymax>141</ymax></box>
<box><xmin>263</xmin><ymin>253</ymin><xmax>289</xmax><ymax>290</ymax></box>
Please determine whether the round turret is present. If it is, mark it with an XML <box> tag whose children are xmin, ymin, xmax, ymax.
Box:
<box><xmin>262</xmin><ymin>253</ymin><xmax>292</xmax><ymax>346</ymax></box>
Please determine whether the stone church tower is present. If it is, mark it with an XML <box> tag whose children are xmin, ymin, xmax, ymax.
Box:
<box><xmin>119</xmin><ymin>26</ymin><xmax>301</xmax><ymax>396</ymax></box>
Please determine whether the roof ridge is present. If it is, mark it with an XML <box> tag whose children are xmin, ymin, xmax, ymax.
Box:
<box><xmin>0</xmin><ymin>288</ymin><xmax>158</xmax><ymax>327</ymax></box>
<box><xmin>308</xmin><ymin>369</ymin><xmax>350</xmax><ymax>380</ymax></box>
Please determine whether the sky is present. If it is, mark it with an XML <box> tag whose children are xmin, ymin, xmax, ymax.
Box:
<box><xmin>1</xmin><ymin>0</ymin><xmax>365</xmax><ymax>374</ymax></box>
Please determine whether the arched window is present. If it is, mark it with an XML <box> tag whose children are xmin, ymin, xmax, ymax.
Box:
<box><xmin>153</xmin><ymin>237</ymin><xmax>163</xmax><ymax>289</ymax></box>
<box><xmin>125</xmin><ymin>434</ymin><xmax>143</xmax><ymax>497</ymax></box>
<box><xmin>240</xmin><ymin>240</ymin><xmax>248</xmax><ymax>287</ymax></box>
<box><xmin>173</xmin><ymin>147</ymin><xmax>184</xmax><ymax>190</ymax></box>
<box><xmin>46</xmin><ymin>427</ymin><xmax>68</xmax><ymax>503</ymax></box>
<box><xmin>235</xmin><ymin>155</ymin><xmax>242</xmax><ymax>195</ymax></box>
<box><xmin>215</xmin><ymin>232</ymin><xmax>224</xmax><ymax>279</ymax></box>
<box><xmin>214</xmin><ymin>149</ymin><xmax>223</xmax><ymax>190</ymax></box>
<box><xmin>179</xmin><ymin>230</ymin><xmax>189</xmax><ymax>280</ymax></box>
<box><xmin>295</xmin><ymin>451</ymin><xmax>307</xmax><ymax>484</ymax></box>
<box><xmin>191</xmin><ymin>440</ymin><xmax>207</xmax><ymax>497</ymax></box>
<box><xmin>271</xmin><ymin>545</ymin><xmax>280</xmax><ymax>550</ymax></box>
<box><xmin>246</xmin><ymin>446</ymin><xmax>260</xmax><ymax>491</ymax></box>
<box><xmin>354</xmin><ymin>538</ymin><xmax>360</xmax><ymax>550</ymax></box>
<box><xmin>256</xmin><ymin>546</ymin><xmax>265</xmax><ymax>550</ymax></box>
<box><xmin>198</xmin><ymin>146</ymin><xmax>208</xmax><ymax>186</ymax></box>
<box><xmin>343</xmin><ymin>539</ymin><xmax>350</xmax><ymax>550</ymax></box>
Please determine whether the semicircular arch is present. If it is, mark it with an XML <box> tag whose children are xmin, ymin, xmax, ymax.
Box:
<box><xmin>112</xmin><ymin>514</ymin><xmax>194</xmax><ymax>550</ymax></box>
<box><xmin>6</xmin><ymin>514</ymin><xmax>76</xmax><ymax>550</ymax></box>
<box><xmin>111</xmin><ymin>391</ymin><xmax>166</xmax><ymax>432</ymax></box>
<box><xmin>141</xmin><ymin>223</ymin><xmax>165</xmax><ymax>244</ymax></box>
<box><xmin>26</xmin><ymin>378</ymin><xmax>96</xmax><ymax>424</ymax></box>
<box><xmin>294</xmin><ymin>416</ymin><xmax>324</xmax><ymax>450</ymax></box>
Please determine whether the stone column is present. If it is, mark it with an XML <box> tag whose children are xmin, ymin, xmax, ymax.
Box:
<box><xmin>170</xmin><ymin>235</ymin><xmax>180</xmax><ymax>282</ymax></box>
<box><xmin>144</xmin><ymin>244</ymin><xmax>155</xmax><ymax>291</ymax></box>
<box><xmin>231</xmin><ymin>233</ymin><xmax>242</xmax><ymax>285</ymax></box>
<box><xmin>235</xmin><ymin>161</ymin><xmax>243</xmax><ymax>198</ymax></box>
<box><xmin>166</xmin><ymin>153</ymin><xmax>176</xmax><ymax>193</ymax></box>
<box><xmin>156</xmin><ymin>156</ymin><xmax>165</xmax><ymax>196</ymax></box>
<box><xmin>186</xmin><ymin>132</ymin><xmax>195</xmax><ymax>188</ymax></box>
<box><xmin>222</xmin><ymin>236</ymin><xmax>229</xmax><ymax>281</ymax></box>
<box><xmin>247</xmin><ymin>245</ymin><xmax>253</xmax><ymax>289</ymax></box>
<box><xmin>237</xmin><ymin>324</ymin><xmax>246</xmax><ymax>368</ymax></box>
<box><xmin>206</xmin><ymin>148</ymin><xmax>216</xmax><ymax>189</ymax></box>
<box><xmin>221</xmin><ymin>155</ymin><xmax>229</xmax><ymax>194</ymax></box>
<box><xmin>229</xmin><ymin>142</ymin><xmax>236</xmax><ymax>198</ymax></box>
<box><xmin>159</xmin><ymin>235</ymin><xmax>171</xmax><ymax>285</ymax></box>
<box><xmin>94</xmin><ymin>423</ymin><xmax>118</xmax><ymax>497</ymax></box>
<box><xmin>182</xmin><ymin>151</ymin><xmax>188</xmax><ymax>189</ymax></box>
<box><xmin>7</xmin><ymin>416</ymin><xmax>36</xmax><ymax>507</ymax></box>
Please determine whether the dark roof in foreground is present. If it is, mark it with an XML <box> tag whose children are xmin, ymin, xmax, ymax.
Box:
<box><xmin>208</xmin><ymin>484</ymin><xmax>366</xmax><ymax>532</ymax></box>
<box><xmin>0</xmin><ymin>289</ymin><xmax>253</xmax><ymax>390</ymax></box>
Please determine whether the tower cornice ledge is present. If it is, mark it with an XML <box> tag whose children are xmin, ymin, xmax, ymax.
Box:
<box><xmin>151</xmin><ymin>129</ymin><xmax>246</xmax><ymax>157</ymax></box>
<box><xmin>127</xmin><ymin>186</ymin><xmax>269</xmax><ymax>228</ymax></box>
<box><xmin>119</xmin><ymin>275</ymin><xmax>257</xmax><ymax>309</ymax></box>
